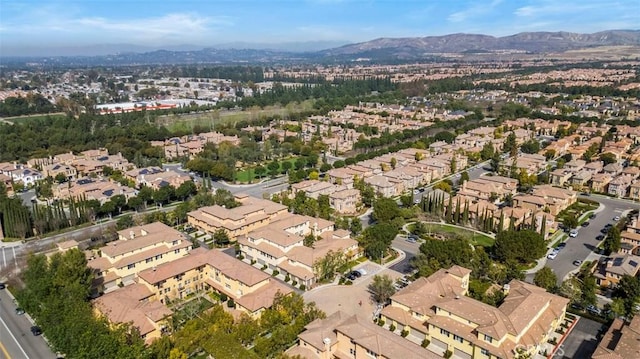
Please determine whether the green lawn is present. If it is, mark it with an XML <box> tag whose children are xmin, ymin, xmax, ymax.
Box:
<box><xmin>235</xmin><ymin>157</ymin><xmax>299</xmax><ymax>183</ymax></box>
<box><xmin>423</xmin><ymin>223</ymin><xmax>495</xmax><ymax>247</ymax></box>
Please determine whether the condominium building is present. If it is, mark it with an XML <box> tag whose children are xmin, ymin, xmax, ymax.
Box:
<box><xmin>380</xmin><ymin>266</ymin><xmax>569</xmax><ymax>359</ymax></box>
<box><xmin>136</xmin><ymin>247</ymin><xmax>292</xmax><ymax>318</ymax></box>
<box><xmin>187</xmin><ymin>194</ymin><xmax>288</xmax><ymax>239</ymax></box>
<box><xmin>88</xmin><ymin>222</ymin><xmax>191</xmax><ymax>293</ymax></box>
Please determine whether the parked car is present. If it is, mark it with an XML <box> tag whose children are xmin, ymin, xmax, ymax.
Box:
<box><xmin>30</xmin><ymin>326</ymin><xmax>42</xmax><ymax>336</ymax></box>
<box><xmin>357</xmin><ymin>268</ymin><xmax>367</xmax><ymax>276</ymax></box>
<box><xmin>569</xmin><ymin>229</ymin><xmax>579</xmax><ymax>238</ymax></box>
<box><xmin>573</xmin><ymin>260</ymin><xmax>583</xmax><ymax>266</ymax></box>
<box><xmin>547</xmin><ymin>252</ymin><xmax>558</xmax><ymax>260</ymax></box>
<box><xmin>590</xmin><ymin>213</ymin><xmax>596</xmax><ymax>219</ymax></box>
<box><xmin>16</xmin><ymin>307</ymin><xmax>25</xmax><ymax>315</ymax></box>
<box><xmin>614</xmin><ymin>216</ymin><xmax>621</xmax><ymax>221</ymax></box>
<box><xmin>571</xmin><ymin>303</ymin><xmax>584</xmax><ymax>310</ymax></box>
<box><xmin>581</xmin><ymin>221</ymin><xmax>590</xmax><ymax>227</ymax></box>
<box><xmin>346</xmin><ymin>273</ymin><xmax>357</xmax><ymax>281</ymax></box>
<box><xmin>586</xmin><ymin>305</ymin><xmax>601</xmax><ymax>315</ymax></box>
<box><xmin>557</xmin><ymin>243</ymin><xmax>566</xmax><ymax>249</ymax></box>
<box><xmin>596</xmin><ymin>235</ymin><xmax>605</xmax><ymax>241</ymax></box>
<box><xmin>0</xmin><ymin>282</ymin><xmax>5</xmax><ymax>289</ymax></box>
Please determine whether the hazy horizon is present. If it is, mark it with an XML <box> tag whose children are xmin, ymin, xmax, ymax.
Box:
<box><xmin>2</xmin><ymin>0</ymin><xmax>639</xmax><ymax>57</ymax></box>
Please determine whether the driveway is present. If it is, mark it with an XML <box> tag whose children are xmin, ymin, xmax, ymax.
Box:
<box><xmin>557</xmin><ymin>317</ymin><xmax>604</xmax><ymax>359</ymax></box>
<box><xmin>303</xmin><ymin>262</ymin><xmax>403</xmax><ymax>320</ymax></box>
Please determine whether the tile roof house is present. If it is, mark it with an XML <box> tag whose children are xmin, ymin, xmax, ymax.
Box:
<box><xmin>591</xmin><ymin>315</ymin><xmax>640</xmax><ymax>359</ymax></box>
<box><xmin>238</xmin><ymin>214</ymin><xmax>358</xmax><ymax>289</ymax></box>
<box><xmin>88</xmin><ymin>222</ymin><xmax>191</xmax><ymax>293</ymax></box>
<box><xmin>380</xmin><ymin>266</ymin><xmax>569</xmax><ymax>359</ymax></box>
<box><xmin>287</xmin><ymin>311</ymin><xmax>441</xmax><ymax>359</ymax></box>
<box><xmin>93</xmin><ymin>283</ymin><xmax>172</xmax><ymax>344</ymax></box>
<box><xmin>136</xmin><ymin>247</ymin><xmax>292</xmax><ymax>318</ymax></box>
<box><xmin>187</xmin><ymin>194</ymin><xmax>288</xmax><ymax>240</ymax></box>
<box><xmin>593</xmin><ymin>254</ymin><xmax>640</xmax><ymax>287</ymax></box>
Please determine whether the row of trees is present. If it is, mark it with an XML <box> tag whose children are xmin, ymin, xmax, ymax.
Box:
<box><xmin>148</xmin><ymin>292</ymin><xmax>324</xmax><ymax>359</ymax></box>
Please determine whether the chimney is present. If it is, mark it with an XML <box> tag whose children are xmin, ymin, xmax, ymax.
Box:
<box><xmin>129</xmin><ymin>230</ymin><xmax>135</xmax><ymax>240</ymax></box>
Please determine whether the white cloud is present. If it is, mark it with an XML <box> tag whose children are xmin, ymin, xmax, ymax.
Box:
<box><xmin>448</xmin><ymin>0</ymin><xmax>504</xmax><ymax>23</ymax></box>
<box><xmin>0</xmin><ymin>11</ymin><xmax>234</xmax><ymax>45</ymax></box>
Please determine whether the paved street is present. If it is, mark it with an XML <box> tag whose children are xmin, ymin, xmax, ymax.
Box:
<box><xmin>0</xmin><ymin>288</ymin><xmax>57</xmax><ymax>359</ymax></box>
<box><xmin>531</xmin><ymin>194</ymin><xmax>640</xmax><ymax>286</ymax></box>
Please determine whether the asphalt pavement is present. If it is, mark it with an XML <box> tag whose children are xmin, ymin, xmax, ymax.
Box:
<box><xmin>0</xmin><ymin>288</ymin><xmax>57</xmax><ymax>359</ymax></box>
<box><xmin>533</xmin><ymin>194</ymin><xmax>640</xmax><ymax>286</ymax></box>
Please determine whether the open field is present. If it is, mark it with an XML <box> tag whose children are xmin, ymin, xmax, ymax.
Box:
<box><xmin>423</xmin><ymin>223</ymin><xmax>495</xmax><ymax>247</ymax></box>
<box><xmin>157</xmin><ymin>100</ymin><xmax>316</xmax><ymax>133</ymax></box>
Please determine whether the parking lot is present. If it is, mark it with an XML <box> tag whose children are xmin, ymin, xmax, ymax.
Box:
<box><xmin>556</xmin><ymin>317</ymin><xmax>604</xmax><ymax>359</ymax></box>
<box><xmin>303</xmin><ymin>262</ymin><xmax>404</xmax><ymax>320</ymax></box>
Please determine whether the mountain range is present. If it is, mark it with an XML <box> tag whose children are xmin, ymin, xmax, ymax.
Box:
<box><xmin>3</xmin><ymin>30</ymin><xmax>639</xmax><ymax>65</ymax></box>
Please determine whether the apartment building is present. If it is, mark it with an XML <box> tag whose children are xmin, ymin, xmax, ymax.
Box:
<box><xmin>88</xmin><ymin>222</ymin><xmax>191</xmax><ymax>293</ymax></box>
<box><xmin>136</xmin><ymin>247</ymin><xmax>292</xmax><ymax>318</ymax></box>
<box><xmin>457</xmin><ymin>175</ymin><xmax>518</xmax><ymax>202</ymax></box>
<box><xmin>592</xmin><ymin>315</ymin><xmax>640</xmax><ymax>359</ymax></box>
<box><xmin>93</xmin><ymin>283</ymin><xmax>172</xmax><ymax>344</ymax></box>
<box><xmin>287</xmin><ymin>311</ymin><xmax>441</xmax><ymax>359</ymax></box>
<box><xmin>239</xmin><ymin>214</ymin><xmax>358</xmax><ymax>288</ymax></box>
<box><xmin>512</xmin><ymin>185</ymin><xmax>577</xmax><ymax>216</ymax></box>
<box><xmin>187</xmin><ymin>194</ymin><xmax>289</xmax><ymax>239</ymax></box>
<box><xmin>380</xmin><ymin>266</ymin><xmax>569</xmax><ymax>359</ymax></box>
<box><xmin>329</xmin><ymin>188</ymin><xmax>361</xmax><ymax>214</ymax></box>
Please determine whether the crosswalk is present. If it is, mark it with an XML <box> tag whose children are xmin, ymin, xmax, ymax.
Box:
<box><xmin>0</xmin><ymin>247</ymin><xmax>18</xmax><ymax>271</ymax></box>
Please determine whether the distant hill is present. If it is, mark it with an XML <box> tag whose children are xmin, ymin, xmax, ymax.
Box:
<box><xmin>321</xmin><ymin>30</ymin><xmax>640</xmax><ymax>59</ymax></box>
<box><xmin>2</xmin><ymin>30</ymin><xmax>639</xmax><ymax>66</ymax></box>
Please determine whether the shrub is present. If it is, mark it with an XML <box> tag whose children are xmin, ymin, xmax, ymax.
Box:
<box><xmin>284</xmin><ymin>274</ymin><xmax>290</xmax><ymax>282</ymax></box>
<box><xmin>338</xmin><ymin>277</ymin><xmax>345</xmax><ymax>285</ymax></box>
<box><xmin>421</xmin><ymin>339</ymin><xmax>430</xmax><ymax>348</ymax></box>
<box><xmin>251</xmin><ymin>259</ymin><xmax>256</xmax><ymax>265</ymax></box>
<box><xmin>401</xmin><ymin>329</ymin><xmax>409</xmax><ymax>337</ymax></box>
<box><xmin>220</xmin><ymin>293</ymin><xmax>228</xmax><ymax>302</ymax></box>
<box><xmin>237</xmin><ymin>254</ymin><xmax>244</xmax><ymax>260</ymax></box>
<box><xmin>377</xmin><ymin>320</ymin><xmax>385</xmax><ymax>327</ymax></box>
<box><xmin>261</xmin><ymin>264</ymin><xmax>267</xmax><ymax>270</ymax></box>
<box><xmin>548</xmin><ymin>337</ymin><xmax>557</xmax><ymax>345</ymax></box>
<box><xmin>272</xmin><ymin>270</ymin><xmax>279</xmax><ymax>277</ymax></box>
<box><xmin>292</xmin><ymin>280</ymin><xmax>298</xmax><ymax>286</ymax></box>
<box><xmin>300</xmin><ymin>284</ymin><xmax>306</xmax><ymax>291</ymax></box>
<box><xmin>444</xmin><ymin>350</ymin><xmax>453</xmax><ymax>359</ymax></box>
<box><xmin>227</xmin><ymin>299</ymin><xmax>235</xmax><ymax>308</ymax></box>
<box><xmin>389</xmin><ymin>324</ymin><xmax>396</xmax><ymax>332</ymax></box>
<box><xmin>345</xmin><ymin>280</ymin><xmax>353</xmax><ymax>285</ymax></box>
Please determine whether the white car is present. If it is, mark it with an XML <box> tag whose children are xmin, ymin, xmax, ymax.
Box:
<box><xmin>614</xmin><ymin>216</ymin><xmax>621</xmax><ymax>221</ymax></box>
<box><xmin>547</xmin><ymin>252</ymin><xmax>558</xmax><ymax>260</ymax></box>
<box><xmin>569</xmin><ymin>229</ymin><xmax>579</xmax><ymax>238</ymax></box>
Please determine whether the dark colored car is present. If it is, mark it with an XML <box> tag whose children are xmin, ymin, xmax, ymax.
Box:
<box><xmin>16</xmin><ymin>307</ymin><xmax>25</xmax><ymax>315</ymax></box>
<box><xmin>0</xmin><ymin>282</ymin><xmax>5</xmax><ymax>289</ymax></box>
<box><xmin>590</xmin><ymin>213</ymin><xmax>596</xmax><ymax>219</ymax></box>
<box><xmin>557</xmin><ymin>243</ymin><xmax>566</xmax><ymax>249</ymax></box>
<box><xmin>596</xmin><ymin>235</ymin><xmax>605</xmax><ymax>241</ymax></box>
<box><xmin>30</xmin><ymin>326</ymin><xmax>42</xmax><ymax>336</ymax></box>
<box><xmin>581</xmin><ymin>221</ymin><xmax>590</xmax><ymax>227</ymax></box>
<box><xmin>350</xmin><ymin>270</ymin><xmax>362</xmax><ymax>278</ymax></box>
<box><xmin>601</xmin><ymin>228</ymin><xmax>610</xmax><ymax>234</ymax></box>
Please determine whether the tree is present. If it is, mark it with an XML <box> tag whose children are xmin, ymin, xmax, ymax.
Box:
<box><xmin>604</xmin><ymin>226</ymin><xmax>621</xmax><ymax>255</ymax></box>
<box><xmin>600</xmin><ymin>152</ymin><xmax>617</xmax><ymax>166</ymax></box>
<box><xmin>372</xmin><ymin>197</ymin><xmax>400</xmax><ymax>223</ymax></box>
<box><xmin>303</xmin><ymin>233</ymin><xmax>316</xmax><ymax>248</ymax></box>
<box><xmin>459</xmin><ymin>171</ymin><xmax>470</xmax><ymax>186</ymax></box>
<box><xmin>213</xmin><ymin>229</ymin><xmax>230</xmax><ymax>246</ymax></box>
<box><xmin>360</xmin><ymin>223</ymin><xmax>398</xmax><ymax>259</ymax></box>
<box><xmin>116</xmin><ymin>214</ymin><xmax>135</xmax><ymax>230</ymax></box>
<box><xmin>494</xmin><ymin>230</ymin><xmax>546</xmax><ymax>264</ymax></box>
<box><xmin>267</xmin><ymin>160</ymin><xmax>280</xmax><ymax>176</ymax></box>
<box><xmin>533</xmin><ymin>267</ymin><xmax>558</xmax><ymax>292</ymax></box>
<box><xmin>175</xmin><ymin>181</ymin><xmax>197</xmax><ymax>201</ymax></box>
<box><xmin>368</xmin><ymin>274</ymin><xmax>396</xmax><ymax>304</ymax></box>
<box><xmin>313</xmin><ymin>250</ymin><xmax>345</xmax><ymax>282</ymax></box>
<box><xmin>254</xmin><ymin>165</ymin><xmax>266</xmax><ymax>179</ymax></box>
<box><xmin>505</xmin><ymin>132</ymin><xmax>518</xmax><ymax>157</ymax></box>
<box><xmin>433</xmin><ymin>181</ymin><xmax>452</xmax><ymax>193</ymax></box>
<box><xmin>520</xmin><ymin>140</ymin><xmax>540</xmax><ymax>154</ymax></box>
<box><xmin>480</xmin><ymin>142</ymin><xmax>495</xmax><ymax>161</ymax></box>
<box><xmin>153</xmin><ymin>185</ymin><xmax>174</xmax><ymax>206</ymax></box>
<box><xmin>349</xmin><ymin>218</ymin><xmax>363</xmax><ymax>235</ymax></box>
<box><xmin>563</xmin><ymin>215</ymin><xmax>578</xmax><ymax>230</ymax></box>
<box><xmin>281</xmin><ymin>161</ymin><xmax>293</xmax><ymax>174</ymax></box>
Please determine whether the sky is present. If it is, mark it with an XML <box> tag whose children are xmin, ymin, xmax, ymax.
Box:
<box><xmin>1</xmin><ymin>0</ymin><xmax>638</xmax><ymax>55</ymax></box>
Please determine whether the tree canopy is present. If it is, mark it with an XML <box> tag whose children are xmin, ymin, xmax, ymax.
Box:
<box><xmin>494</xmin><ymin>229</ymin><xmax>546</xmax><ymax>264</ymax></box>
